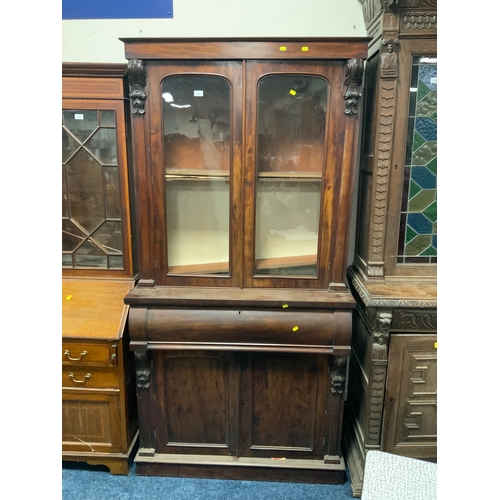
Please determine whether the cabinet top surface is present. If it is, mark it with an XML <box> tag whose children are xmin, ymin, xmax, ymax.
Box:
<box><xmin>62</xmin><ymin>280</ymin><xmax>134</xmax><ymax>339</ymax></box>
<box><xmin>125</xmin><ymin>286</ymin><xmax>356</xmax><ymax>310</ymax></box>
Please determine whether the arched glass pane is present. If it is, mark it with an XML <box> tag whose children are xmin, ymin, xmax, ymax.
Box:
<box><xmin>255</xmin><ymin>75</ymin><xmax>327</xmax><ymax>276</ymax></box>
<box><xmin>162</xmin><ymin>75</ymin><xmax>231</xmax><ymax>275</ymax></box>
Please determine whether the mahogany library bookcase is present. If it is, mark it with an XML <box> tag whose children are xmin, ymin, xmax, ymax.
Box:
<box><xmin>121</xmin><ymin>37</ymin><xmax>369</xmax><ymax>483</ymax></box>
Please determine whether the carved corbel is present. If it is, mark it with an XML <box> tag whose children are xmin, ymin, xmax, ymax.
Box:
<box><xmin>330</xmin><ymin>356</ymin><xmax>348</xmax><ymax>395</ymax></box>
<box><xmin>127</xmin><ymin>59</ymin><xmax>147</xmax><ymax>116</ymax></box>
<box><xmin>134</xmin><ymin>349</ymin><xmax>151</xmax><ymax>389</ymax></box>
<box><xmin>343</xmin><ymin>58</ymin><xmax>364</xmax><ymax>116</ymax></box>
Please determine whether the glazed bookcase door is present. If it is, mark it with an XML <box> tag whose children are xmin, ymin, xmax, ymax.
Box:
<box><xmin>385</xmin><ymin>39</ymin><xmax>437</xmax><ymax>278</ymax></box>
<box><xmin>62</xmin><ymin>99</ymin><xmax>133</xmax><ymax>277</ymax></box>
<box><xmin>244</xmin><ymin>61</ymin><xmax>352</xmax><ymax>289</ymax></box>
<box><xmin>147</xmin><ymin>62</ymin><xmax>244</xmax><ymax>287</ymax></box>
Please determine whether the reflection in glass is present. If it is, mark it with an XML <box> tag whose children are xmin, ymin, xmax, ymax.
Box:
<box><xmin>67</xmin><ymin>148</ymin><xmax>106</xmax><ymax>233</ymax></box>
<box><xmin>103</xmin><ymin>167</ymin><xmax>121</xmax><ymax>218</ymax></box>
<box><xmin>100</xmin><ymin>110</ymin><xmax>116</xmax><ymax>127</ymax></box>
<box><xmin>162</xmin><ymin>76</ymin><xmax>231</xmax><ymax>172</ymax></box>
<box><xmin>255</xmin><ymin>75</ymin><xmax>327</xmax><ymax>276</ymax></box>
<box><xmin>87</xmin><ymin>128</ymin><xmax>118</xmax><ymax>164</ymax></box>
<box><xmin>162</xmin><ymin>75</ymin><xmax>231</xmax><ymax>275</ymax></box>
<box><xmin>257</xmin><ymin>76</ymin><xmax>327</xmax><ymax>174</ymax></box>
<box><xmin>63</xmin><ymin>110</ymin><xmax>98</xmax><ymax>143</ymax></box>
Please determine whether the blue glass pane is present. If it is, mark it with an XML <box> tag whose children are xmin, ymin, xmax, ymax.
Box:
<box><xmin>407</xmin><ymin>213</ymin><xmax>433</xmax><ymax>235</ymax></box>
<box><xmin>411</xmin><ymin>167</ymin><xmax>436</xmax><ymax>189</ymax></box>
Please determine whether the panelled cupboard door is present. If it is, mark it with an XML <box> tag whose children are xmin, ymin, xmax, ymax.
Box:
<box><xmin>239</xmin><ymin>352</ymin><xmax>329</xmax><ymax>459</ymax></box>
<box><xmin>382</xmin><ymin>334</ymin><xmax>437</xmax><ymax>460</ymax></box>
<box><xmin>144</xmin><ymin>59</ymin><xmax>356</xmax><ymax>289</ymax></box>
<box><xmin>149</xmin><ymin>350</ymin><xmax>240</xmax><ymax>456</ymax></box>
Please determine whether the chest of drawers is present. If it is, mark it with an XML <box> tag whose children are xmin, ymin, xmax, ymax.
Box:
<box><xmin>62</xmin><ymin>280</ymin><xmax>138</xmax><ymax>474</ymax></box>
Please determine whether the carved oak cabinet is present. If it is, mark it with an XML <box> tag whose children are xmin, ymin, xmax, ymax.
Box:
<box><xmin>122</xmin><ymin>38</ymin><xmax>369</xmax><ymax>483</ymax></box>
<box><xmin>342</xmin><ymin>1</ymin><xmax>437</xmax><ymax>496</ymax></box>
<box><xmin>62</xmin><ymin>64</ymin><xmax>138</xmax><ymax>474</ymax></box>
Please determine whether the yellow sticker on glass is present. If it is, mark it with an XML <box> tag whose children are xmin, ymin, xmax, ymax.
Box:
<box><xmin>289</xmin><ymin>89</ymin><xmax>297</xmax><ymax>96</ymax></box>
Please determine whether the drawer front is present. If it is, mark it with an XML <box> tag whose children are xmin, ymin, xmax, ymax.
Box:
<box><xmin>62</xmin><ymin>367</ymin><xmax>120</xmax><ymax>389</ymax></box>
<box><xmin>62</xmin><ymin>341</ymin><xmax>118</xmax><ymax>367</ymax></box>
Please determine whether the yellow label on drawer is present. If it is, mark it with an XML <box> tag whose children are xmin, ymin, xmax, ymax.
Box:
<box><xmin>280</xmin><ymin>46</ymin><xmax>287</xmax><ymax>51</ymax></box>
<box><xmin>292</xmin><ymin>326</ymin><xmax>299</xmax><ymax>332</ymax></box>
<box><xmin>302</xmin><ymin>46</ymin><xmax>309</xmax><ymax>51</ymax></box>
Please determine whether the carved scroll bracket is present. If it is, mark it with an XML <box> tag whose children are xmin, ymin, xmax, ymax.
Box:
<box><xmin>127</xmin><ymin>59</ymin><xmax>147</xmax><ymax>116</ymax></box>
<box><xmin>330</xmin><ymin>356</ymin><xmax>348</xmax><ymax>395</ymax></box>
<box><xmin>343</xmin><ymin>58</ymin><xmax>364</xmax><ymax>116</ymax></box>
<box><xmin>134</xmin><ymin>349</ymin><xmax>151</xmax><ymax>389</ymax></box>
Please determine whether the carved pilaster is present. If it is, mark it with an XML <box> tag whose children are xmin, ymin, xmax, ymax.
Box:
<box><xmin>343</xmin><ymin>58</ymin><xmax>364</xmax><ymax>116</ymax></box>
<box><xmin>330</xmin><ymin>356</ymin><xmax>348</xmax><ymax>395</ymax></box>
<box><xmin>127</xmin><ymin>59</ymin><xmax>147</xmax><ymax>116</ymax></box>
<box><xmin>366</xmin><ymin>310</ymin><xmax>392</xmax><ymax>446</ymax></box>
<box><xmin>368</xmin><ymin>38</ymin><xmax>399</xmax><ymax>271</ymax></box>
<box><xmin>135</xmin><ymin>349</ymin><xmax>151</xmax><ymax>389</ymax></box>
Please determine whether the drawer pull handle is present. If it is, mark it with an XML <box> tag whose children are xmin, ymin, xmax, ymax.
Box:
<box><xmin>69</xmin><ymin>372</ymin><xmax>91</xmax><ymax>384</ymax></box>
<box><xmin>64</xmin><ymin>350</ymin><xmax>88</xmax><ymax>361</ymax></box>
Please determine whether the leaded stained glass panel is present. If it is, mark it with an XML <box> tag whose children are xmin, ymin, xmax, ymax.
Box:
<box><xmin>62</xmin><ymin>109</ymin><xmax>125</xmax><ymax>269</ymax></box>
<box><xmin>397</xmin><ymin>56</ymin><xmax>437</xmax><ymax>264</ymax></box>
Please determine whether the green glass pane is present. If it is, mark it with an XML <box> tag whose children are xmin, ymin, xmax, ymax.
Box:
<box><xmin>423</xmin><ymin>201</ymin><xmax>437</xmax><ymax>223</ymax></box>
<box><xmin>408</xmin><ymin>190</ymin><xmax>435</xmax><ymax>212</ymax></box>
<box><xmin>417</xmin><ymin>80</ymin><xmax>430</xmax><ymax>101</ymax></box>
<box><xmin>413</xmin><ymin>142</ymin><xmax>437</xmax><ymax>166</ymax></box>
<box><xmin>405</xmin><ymin>234</ymin><xmax>432</xmax><ymax>256</ymax></box>
<box><xmin>431</xmin><ymin>110</ymin><xmax>437</xmax><ymax>123</ymax></box>
<box><xmin>409</xmin><ymin>180</ymin><xmax>421</xmax><ymax>199</ymax></box>
<box><xmin>433</xmin><ymin>221</ymin><xmax>437</xmax><ymax>234</ymax></box>
<box><xmin>416</xmin><ymin>91</ymin><xmax>437</xmax><ymax>117</ymax></box>
<box><xmin>413</xmin><ymin>131</ymin><xmax>425</xmax><ymax>152</ymax></box>
<box><xmin>421</xmin><ymin>245</ymin><xmax>437</xmax><ymax>256</ymax></box>
<box><xmin>427</xmin><ymin>157</ymin><xmax>437</xmax><ymax>175</ymax></box>
<box><xmin>405</xmin><ymin>226</ymin><xmax>417</xmax><ymax>244</ymax></box>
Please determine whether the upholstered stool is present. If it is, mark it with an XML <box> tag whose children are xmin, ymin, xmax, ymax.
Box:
<box><xmin>360</xmin><ymin>451</ymin><xmax>437</xmax><ymax>500</ymax></box>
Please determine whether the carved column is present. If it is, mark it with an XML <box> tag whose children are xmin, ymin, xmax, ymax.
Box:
<box><xmin>366</xmin><ymin>310</ymin><xmax>392</xmax><ymax>447</ymax></box>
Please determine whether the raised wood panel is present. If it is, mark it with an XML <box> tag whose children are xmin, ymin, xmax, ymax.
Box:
<box><xmin>382</xmin><ymin>334</ymin><xmax>437</xmax><ymax>458</ymax></box>
<box><xmin>62</xmin><ymin>392</ymin><xmax>121</xmax><ymax>453</ymax></box>
<box><xmin>152</xmin><ymin>351</ymin><xmax>239</xmax><ymax>455</ymax></box>
<box><xmin>240</xmin><ymin>353</ymin><xmax>328</xmax><ymax>459</ymax></box>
